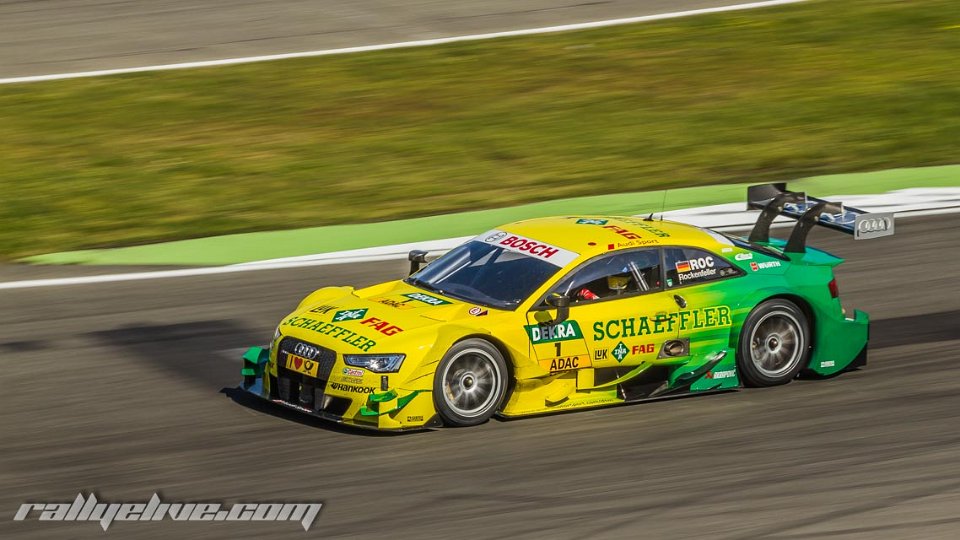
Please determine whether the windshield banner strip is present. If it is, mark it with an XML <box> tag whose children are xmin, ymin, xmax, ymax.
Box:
<box><xmin>476</xmin><ymin>230</ymin><xmax>579</xmax><ymax>267</ymax></box>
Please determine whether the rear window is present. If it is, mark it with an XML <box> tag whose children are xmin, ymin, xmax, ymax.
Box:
<box><xmin>664</xmin><ymin>247</ymin><xmax>739</xmax><ymax>288</ymax></box>
<box><xmin>716</xmin><ymin>231</ymin><xmax>788</xmax><ymax>260</ymax></box>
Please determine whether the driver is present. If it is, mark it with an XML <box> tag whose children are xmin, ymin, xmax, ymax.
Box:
<box><xmin>575</xmin><ymin>274</ymin><xmax>634</xmax><ymax>301</ymax></box>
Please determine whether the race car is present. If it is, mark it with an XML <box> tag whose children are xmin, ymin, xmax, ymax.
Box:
<box><xmin>239</xmin><ymin>183</ymin><xmax>894</xmax><ymax>430</ymax></box>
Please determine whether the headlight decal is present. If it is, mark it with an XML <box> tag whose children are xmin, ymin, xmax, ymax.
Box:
<box><xmin>343</xmin><ymin>353</ymin><xmax>405</xmax><ymax>373</ymax></box>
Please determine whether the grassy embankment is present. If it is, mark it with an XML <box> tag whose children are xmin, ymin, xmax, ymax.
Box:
<box><xmin>1</xmin><ymin>0</ymin><xmax>957</xmax><ymax>259</ymax></box>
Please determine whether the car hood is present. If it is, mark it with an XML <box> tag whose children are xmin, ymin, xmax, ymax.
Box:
<box><xmin>277</xmin><ymin>280</ymin><xmax>493</xmax><ymax>352</ymax></box>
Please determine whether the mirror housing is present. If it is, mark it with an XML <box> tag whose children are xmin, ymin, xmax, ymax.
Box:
<box><xmin>408</xmin><ymin>250</ymin><xmax>428</xmax><ymax>275</ymax></box>
<box><xmin>545</xmin><ymin>293</ymin><xmax>571</xmax><ymax>325</ymax></box>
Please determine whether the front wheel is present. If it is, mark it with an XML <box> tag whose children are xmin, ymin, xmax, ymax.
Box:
<box><xmin>737</xmin><ymin>299</ymin><xmax>810</xmax><ymax>387</ymax></box>
<box><xmin>433</xmin><ymin>339</ymin><xmax>508</xmax><ymax>427</ymax></box>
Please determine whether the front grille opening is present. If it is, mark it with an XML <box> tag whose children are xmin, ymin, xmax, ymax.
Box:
<box><xmin>272</xmin><ymin>337</ymin><xmax>341</xmax><ymax>415</ymax></box>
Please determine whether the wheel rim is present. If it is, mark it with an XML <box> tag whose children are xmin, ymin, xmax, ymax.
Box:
<box><xmin>440</xmin><ymin>348</ymin><xmax>502</xmax><ymax>418</ymax></box>
<box><xmin>749</xmin><ymin>310</ymin><xmax>804</xmax><ymax>378</ymax></box>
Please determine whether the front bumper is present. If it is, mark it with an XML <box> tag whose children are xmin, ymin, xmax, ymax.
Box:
<box><xmin>240</xmin><ymin>346</ymin><xmax>440</xmax><ymax>431</ymax></box>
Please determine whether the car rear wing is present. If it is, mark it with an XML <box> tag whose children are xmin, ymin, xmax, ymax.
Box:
<box><xmin>746</xmin><ymin>183</ymin><xmax>894</xmax><ymax>253</ymax></box>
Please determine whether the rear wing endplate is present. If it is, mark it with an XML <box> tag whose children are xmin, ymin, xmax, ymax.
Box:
<box><xmin>746</xmin><ymin>183</ymin><xmax>894</xmax><ymax>253</ymax></box>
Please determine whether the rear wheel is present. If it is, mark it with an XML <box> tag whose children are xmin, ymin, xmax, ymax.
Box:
<box><xmin>433</xmin><ymin>339</ymin><xmax>508</xmax><ymax>427</ymax></box>
<box><xmin>737</xmin><ymin>299</ymin><xmax>810</xmax><ymax>387</ymax></box>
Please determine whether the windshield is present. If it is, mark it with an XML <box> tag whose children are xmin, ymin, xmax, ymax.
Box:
<box><xmin>405</xmin><ymin>240</ymin><xmax>561</xmax><ymax>309</ymax></box>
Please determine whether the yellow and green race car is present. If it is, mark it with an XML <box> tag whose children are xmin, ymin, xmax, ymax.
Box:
<box><xmin>239</xmin><ymin>184</ymin><xmax>894</xmax><ymax>430</ymax></box>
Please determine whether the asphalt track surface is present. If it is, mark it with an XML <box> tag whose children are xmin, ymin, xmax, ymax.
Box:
<box><xmin>1</xmin><ymin>0</ymin><xmax>753</xmax><ymax>78</ymax></box>
<box><xmin>2</xmin><ymin>214</ymin><xmax>959</xmax><ymax>539</ymax></box>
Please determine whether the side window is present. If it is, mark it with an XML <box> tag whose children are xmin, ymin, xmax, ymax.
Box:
<box><xmin>551</xmin><ymin>249</ymin><xmax>661</xmax><ymax>304</ymax></box>
<box><xmin>664</xmin><ymin>247</ymin><xmax>738</xmax><ymax>288</ymax></box>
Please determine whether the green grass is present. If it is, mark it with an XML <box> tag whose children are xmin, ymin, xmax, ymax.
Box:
<box><xmin>1</xmin><ymin>0</ymin><xmax>958</xmax><ymax>260</ymax></box>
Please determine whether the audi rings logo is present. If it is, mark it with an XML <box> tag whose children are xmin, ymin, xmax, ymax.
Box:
<box><xmin>854</xmin><ymin>213</ymin><xmax>894</xmax><ymax>240</ymax></box>
<box><xmin>857</xmin><ymin>217</ymin><xmax>890</xmax><ymax>233</ymax></box>
<box><xmin>293</xmin><ymin>343</ymin><xmax>320</xmax><ymax>359</ymax></box>
<box><xmin>485</xmin><ymin>231</ymin><xmax>507</xmax><ymax>243</ymax></box>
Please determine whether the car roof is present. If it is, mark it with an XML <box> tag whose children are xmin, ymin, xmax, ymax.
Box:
<box><xmin>498</xmin><ymin>216</ymin><xmax>730</xmax><ymax>263</ymax></box>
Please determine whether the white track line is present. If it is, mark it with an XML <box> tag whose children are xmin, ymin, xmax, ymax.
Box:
<box><xmin>2</xmin><ymin>205</ymin><xmax>958</xmax><ymax>291</ymax></box>
<box><xmin>0</xmin><ymin>0</ymin><xmax>807</xmax><ymax>85</ymax></box>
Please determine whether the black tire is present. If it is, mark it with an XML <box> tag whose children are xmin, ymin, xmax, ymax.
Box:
<box><xmin>433</xmin><ymin>339</ymin><xmax>508</xmax><ymax>427</ymax></box>
<box><xmin>736</xmin><ymin>299</ymin><xmax>811</xmax><ymax>387</ymax></box>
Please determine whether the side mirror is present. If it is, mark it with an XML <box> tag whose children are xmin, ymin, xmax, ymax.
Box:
<box><xmin>408</xmin><ymin>250</ymin><xmax>428</xmax><ymax>275</ymax></box>
<box><xmin>545</xmin><ymin>293</ymin><xmax>571</xmax><ymax>325</ymax></box>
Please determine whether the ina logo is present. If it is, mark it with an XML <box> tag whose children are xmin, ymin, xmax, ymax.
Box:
<box><xmin>612</xmin><ymin>342</ymin><xmax>629</xmax><ymax>363</ymax></box>
<box><xmin>333</xmin><ymin>308</ymin><xmax>367</xmax><ymax>322</ymax></box>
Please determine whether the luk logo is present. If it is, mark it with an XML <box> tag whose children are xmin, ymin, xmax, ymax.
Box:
<box><xmin>333</xmin><ymin>308</ymin><xmax>367</xmax><ymax>322</ymax></box>
<box><xmin>612</xmin><ymin>342</ymin><xmax>629</xmax><ymax>363</ymax></box>
<box><xmin>525</xmin><ymin>321</ymin><xmax>583</xmax><ymax>344</ymax></box>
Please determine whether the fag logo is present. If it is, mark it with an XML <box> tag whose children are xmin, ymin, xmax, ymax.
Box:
<box><xmin>333</xmin><ymin>308</ymin><xmax>368</xmax><ymax>322</ymax></box>
<box><xmin>360</xmin><ymin>317</ymin><xmax>403</xmax><ymax>336</ymax></box>
<box><xmin>602</xmin><ymin>224</ymin><xmax>642</xmax><ymax>240</ymax></box>
<box><xmin>612</xmin><ymin>342</ymin><xmax>629</xmax><ymax>363</ymax></box>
